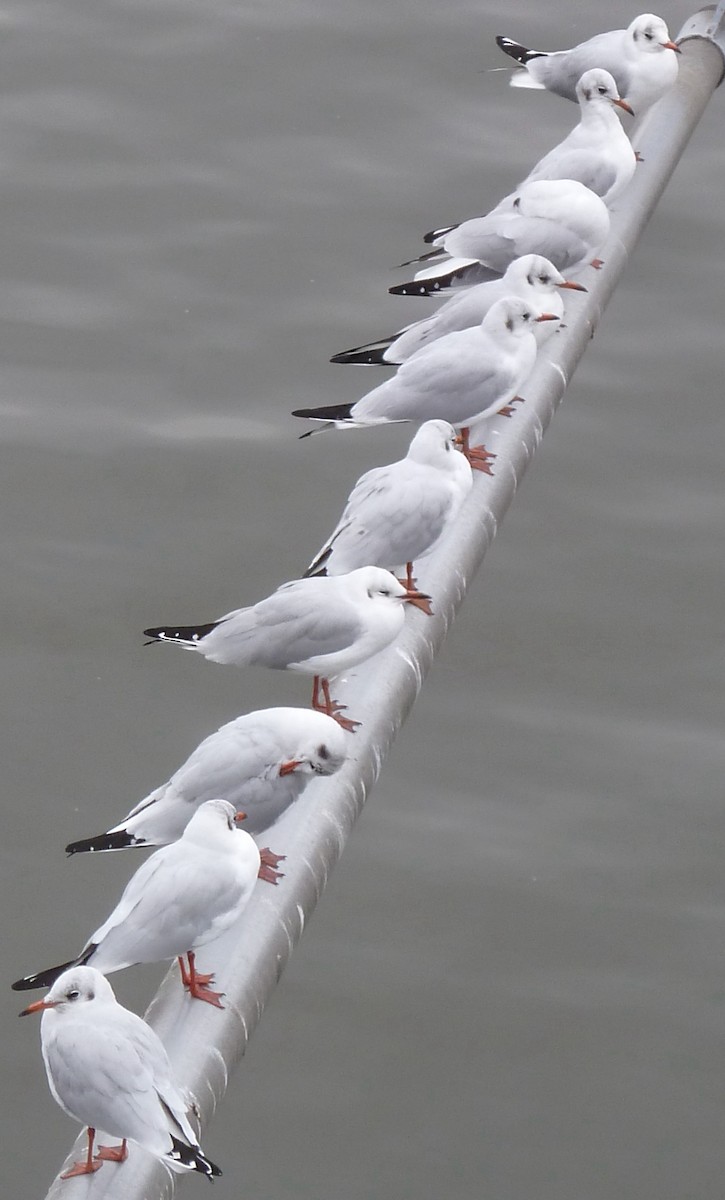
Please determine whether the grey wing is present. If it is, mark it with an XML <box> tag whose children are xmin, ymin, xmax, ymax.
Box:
<box><xmin>241</xmin><ymin>583</ymin><xmax>364</xmax><ymax>669</ymax></box>
<box><xmin>536</xmin><ymin>31</ymin><xmax>629</xmax><ymax>98</ymax></box>
<box><xmin>46</xmin><ymin>1014</ymin><xmax>183</xmax><ymax>1154</ymax></box>
<box><xmin>526</xmin><ymin>149</ymin><xmax>618</xmax><ymax>200</ymax></box>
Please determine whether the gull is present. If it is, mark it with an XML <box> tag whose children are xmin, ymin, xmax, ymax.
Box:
<box><xmin>64</xmin><ymin>707</ymin><xmax>348</xmax><ymax>867</ymax></box>
<box><xmin>304</xmin><ymin>420</ymin><xmax>472</xmax><ymax>597</ymax></box>
<box><xmin>333</xmin><ymin>255</ymin><xmax>585</xmax><ymax>365</ymax></box>
<box><xmin>293</xmin><ymin>296</ymin><xmax>559</xmax><ymax>473</ymax></box>
<box><xmin>496</xmin><ymin>13</ymin><xmax>680</xmax><ymax>112</ymax></box>
<box><xmin>523</xmin><ymin>69</ymin><xmax>637</xmax><ymax>204</ymax></box>
<box><xmin>14</xmin><ymin>800</ymin><xmax>260</xmax><ymax>1009</ymax></box>
<box><xmin>19</xmin><ymin>966</ymin><xmax>221</xmax><ymax>1179</ymax></box>
<box><xmin>392</xmin><ymin>179</ymin><xmax>610</xmax><ymax>295</ymax></box>
<box><xmin>143</xmin><ymin>566</ymin><xmax>430</xmax><ymax>733</ymax></box>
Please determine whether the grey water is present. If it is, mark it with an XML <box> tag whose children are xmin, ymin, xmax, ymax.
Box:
<box><xmin>3</xmin><ymin>1</ymin><xmax>725</xmax><ymax>1197</ymax></box>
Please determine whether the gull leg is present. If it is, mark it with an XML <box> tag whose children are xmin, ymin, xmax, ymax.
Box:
<box><xmin>61</xmin><ymin>1128</ymin><xmax>103</xmax><ymax>1179</ymax></box>
<box><xmin>258</xmin><ymin>847</ymin><xmax>286</xmax><ymax>885</ymax></box>
<box><xmin>497</xmin><ymin>394</ymin><xmax>525</xmax><ymax>419</ymax></box>
<box><xmin>590</xmin><ymin>257</ymin><xmax>604</xmax><ymax>270</ymax></box>
<box><xmin>181</xmin><ymin>951</ymin><xmax>224</xmax><ymax>1008</ymax></box>
<box><xmin>395</xmin><ymin>563</ymin><xmax>433</xmax><ymax>615</ymax></box>
<box><xmin>311</xmin><ymin>676</ymin><xmax>360</xmax><ymax>733</ymax></box>
<box><xmin>456</xmin><ymin>427</ymin><xmax>496</xmax><ymax>476</ymax></box>
<box><xmin>95</xmin><ymin>1139</ymin><xmax>128</xmax><ymax>1164</ymax></box>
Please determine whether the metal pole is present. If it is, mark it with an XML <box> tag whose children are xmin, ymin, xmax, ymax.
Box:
<box><xmin>43</xmin><ymin>12</ymin><xmax>724</xmax><ymax>1198</ymax></box>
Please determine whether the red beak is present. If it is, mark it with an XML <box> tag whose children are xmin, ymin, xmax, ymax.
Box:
<box><xmin>612</xmin><ymin>96</ymin><xmax>635</xmax><ymax>116</ymax></box>
<box><xmin>535</xmin><ymin>312</ymin><xmax>560</xmax><ymax>322</ymax></box>
<box><xmin>662</xmin><ymin>39</ymin><xmax>681</xmax><ymax>53</ymax></box>
<box><xmin>19</xmin><ymin>998</ymin><xmax>57</xmax><ymax>1017</ymax></box>
<box><xmin>233</xmin><ymin>811</ymin><xmax>248</xmax><ymax>824</ymax></box>
<box><xmin>279</xmin><ymin>759</ymin><xmax>303</xmax><ymax>777</ymax></box>
<box><xmin>557</xmin><ymin>280</ymin><xmax>588</xmax><ymax>292</ymax></box>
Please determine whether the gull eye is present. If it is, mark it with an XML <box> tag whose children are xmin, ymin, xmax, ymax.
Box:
<box><xmin>598</xmin><ymin>86</ymin><xmax>607</xmax><ymax>95</ymax></box>
<box><xmin>540</xmin><ymin>274</ymin><xmax>551</xmax><ymax>285</ymax></box>
<box><xmin>522</xmin><ymin>311</ymin><xmax>531</xmax><ymax>322</ymax></box>
<box><xmin>644</xmin><ymin>30</ymin><xmax>653</xmax><ymax>41</ymax></box>
<box><xmin>67</xmin><ymin>989</ymin><xmax>81</xmax><ymax>1001</ymax></box>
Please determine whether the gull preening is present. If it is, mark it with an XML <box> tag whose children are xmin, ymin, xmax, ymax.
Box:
<box><xmin>14</xmin><ymin>800</ymin><xmax>261</xmax><ymax>1008</ymax></box>
<box><xmin>496</xmin><ymin>13</ymin><xmax>680</xmax><ymax>112</ymax></box>
<box><xmin>393</xmin><ymin>179</ymin><xmax>610</xmax><ymax>295</ymax></box>
<box><xmin>523</xmin><ymin>69</ymin><xmax>637</xmax><ymax>205</ymax></box>
<box><xmin>335</xmin><ymin>255</ymin><xmax>584</xmax><ymax>365</ymax></box>
<box><xmin>304</xmin><ymin>420</ymin><xmax>472</xmax><ymax>594</ymax></box>
<box><xmin>294</xmin><ymin>296</ymin><xmax>558</xmax><ymax>472</ymax></box>
<box><xmin>143</xmin><ymin>566</ymin><xmax>430</xmax><ymax>733</ymax></box>
<box><xmin>19</xmin><ymin>966</ymin><xmax>221</xmax><ymax>1180</ymax></box>
<box><xmin>65</xmin><ymin>706</ymin><xmax>348</xmax><ymax>856</ymax></box>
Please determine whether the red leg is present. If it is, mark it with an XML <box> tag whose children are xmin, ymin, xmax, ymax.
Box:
<box><xmin>456</xmin><ymin>427</ymin><xmax>496</xmax><ymax>476</ymax></box>
<box><xmin>497</xmin><ymin>395</ymin><xmax>525</xmax><ymax>419</ymax></box>
<box><xmin>311</xmin><ymin>676</ymin><xmax>360</xmax><ymax>733</ymax></box>
<box><xmin>590</xmin><ymin>257</ymin><xmax>604</xmax><ymax>270</ymax></box>
<box><xmin>61</xmin><ymin>1128</ymin><xmax>103</xmax><ymax>1179</ymax></box>
<box><xmin>258</xmin><ymin>847</ymin><xmax>286</xmax><ymax>885</ymax></box>
<box><xmin>182</xmin><ymin>951</ymin><xmax>225</xmax><ymax>1008</ymax></box>
<box><xmin>95</xmin><ymin>1139</ymin><xmax>128</xmax><ymax>1164</ymax></box>
<box><xmin>395</xmin><ymin>564</ymin><xmax>433</xmax><ymax>615</ymax></box>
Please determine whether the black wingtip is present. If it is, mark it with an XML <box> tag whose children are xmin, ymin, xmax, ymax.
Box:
<box><xmin>329</xmin><ymin>344</ymin><xmax>393</xmax><ymax>366</ymax></box>
<box><xmin>169</xmin><ymin>1138</ymin><xmax>222</xmax><ymax>1179</ymax></box>
<box><xmin>291</xmin><ymin>403</ymin><xmax>355</xmax><ymax>422</ymax></box>
<box><xmin>389</xmin><ymin>280</ymin><xmax>435</xmax><ymax>298</ymax></box>
<box><xmin>142</xmin><ymin>621</ymin><xmax>219</xmax><ymax>644</ymax></box>
<box><xmin>11</xmin><ymin>954</ymin><xmax>85</xmax><ymax>991</ymax></box>
<box><xmin>66</xmin><ymin>829</ymin><xmax>139</xmax><ymax>855</ymax></box>
<box><xmin>495</xmin><ymin>35</ymin><xmax>545</xmax><ymax>65</ymax></box>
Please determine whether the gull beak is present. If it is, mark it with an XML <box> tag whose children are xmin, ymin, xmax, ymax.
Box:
<box><xmin>535</xmin><ymin>312</ymin><xmax>560</xmax><ymax>322</ymax></box>
<box><xmin>233</xmin><ymin>811</ymin><xmax>248</xmax><ymax>824</ymax></box>
<box><xmin>557</xmin><ymin>280</ymin><xmax>588</xmax><ymax>292</ymax></box>
<box><xmin>404</xmin><ymin>588</ymin><xmax>434</xmax><ymax>615</ymax></box>
<box><xmin>662</xmin><ymin>39</ymin><xmax>681</xmax><ymax>53</ymax></box>
<box><xmin>279</xmin><ymin>759</ymin><xmax>303</xmax><ymax>777</ymax></box>
<box><xmin>19</xmin><ymin>998</ymin><xmax>57</xmax><ymax>1017</ymax></box>
<box><xmin>612</xmin><ymin>97</ymin><xmax>635</xmax><ymax>116</ymax></box>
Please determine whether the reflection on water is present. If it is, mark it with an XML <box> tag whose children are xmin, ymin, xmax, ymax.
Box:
<box><xmin>3</xmin><ymin>2</ymin><xmax>725</xmax><ymax>1198</ymax></box>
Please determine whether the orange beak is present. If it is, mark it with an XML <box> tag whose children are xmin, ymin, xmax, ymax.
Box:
<box><xmin>279</xmin><ymin>759</ymin><xmax>303</xmax><ymax>777</ymax></box>
<box><xmin>557</xmin><ymin>280</ymin><xmax>588</xmax><ymax>292</ymax></box>
<box><xmin>19</xmin><ymin>998</ymin><xmax>57</xmax><ymax>1017</ymax></box>
<box><xmin>612</xmin><ymin>96</ymin><xmax>635</xmax><ymax>116</ymax></box>
<box><xmin>233</xmin><ymin>811</ymin><xmax>248</xmax><ymax>824</ymax></box>
<box><xmin>535</xmin><ymin>312</ymin><xmax>560</xmax><ymax>322</ymax></box>
<box><xmin>662</xmin><ymin>39</ymin><xmax>681</xmax><ymax>52</ymax></box>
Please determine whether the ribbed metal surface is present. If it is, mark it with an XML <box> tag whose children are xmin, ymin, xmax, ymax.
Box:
<box><xmin>43</xmin><ymin>13</ymin><xmax>724</xmax><ymax>1198</ymax></box>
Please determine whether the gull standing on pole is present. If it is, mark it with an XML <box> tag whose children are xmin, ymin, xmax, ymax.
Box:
<box><xmin>19</xmin><ymin>966</ymin><xmax>222</xmax><ymax>1179</ymax></box>
<box><xmin>335</xmin><ymin>255</ymin><xmax>585</xmax><ymax>365</ymax></box>
<box><xmin>522</xmin><ymin>69</ymin><xmax>637</xmax><ymax>204</ymax></box>
<box><xmin>64</xmin><ymin>707</ymin><xmax>348</xmax><ymax>860</ymax></box>
<box><xmin>304</xmin><ymin>421</ymin><xmax>473</xmax><ymax>598</ymax></box>
<box><xmin>393</xmin><ymin>179</ymin><xmax>610</xmax><ymax>294</ymax></box>
<box><xmin>143</xmin><ymin>567</ymin><xmax>431</xmax><ymax>733</ymax></box>
<box><xmin>14</xmin><ymin>800</ymin><xmax>261</xmax><ymax>1008</ymax></box>
<box><xmin>294</xmin><ymin>296</ymin><xmax>558</xmax><ymax>472</ymax></box>
<box><xmin>495</xmin><ymin>13</ymin><xmax>680</xmax><ymax>111</ymax></box>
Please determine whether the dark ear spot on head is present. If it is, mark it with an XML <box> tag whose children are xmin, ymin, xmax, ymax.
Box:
<box><xmin>317</xmin><ymin>743</ymin><xmax>329</xmax><ymax>760</ymax></box>
<box><xmin>505</xmin><ymin>318</ymin><xmax>514</xmax><ymax>332</ymax></box>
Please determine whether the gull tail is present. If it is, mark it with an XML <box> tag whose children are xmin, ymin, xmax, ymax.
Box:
<box><xmin>168</xmin><ymin>1138</ymin><xmax>222</xmax><ymax>1179</ymax></box>
<box><xmin>65</xmin><ymin>828</ymin><xmax>140</xmax><ymax>855</ymax></box>
<box><xmin>330</xmin><ymin>336</ymin><xmax>398</xmax><ymax>366</ymax></box>
<box><xmin>12</xmin><ymin>947</ymin><xmax>96</xmax><ymax>991</ymax></box>
<box><xmin>143</xmin><ymin>621</ymin><xmax>220</xmax><ymax>646</ymax></box>
<box><xmin>495</xmin><ymin>35</ymin><xmax>547</xmax><ymax>66</ymax></box>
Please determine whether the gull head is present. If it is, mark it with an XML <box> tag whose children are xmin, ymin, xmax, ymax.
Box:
<box><xmin>348</xmin><ymin>566</ymin><xmax>430</xmax><ymax>608</ymax></box>
<box><xmin>576</xmin><ymin>68</ymin><xmax>634</xmax><ymax>115</ymax></box>
<box><xmin>407</xmin><ymin>419</ymin><xmax>459</xmax><ymax>466</ymax></box>
<box><xmin>280</xmin><ymin>721</ymin><xmax>349</xmax><ymax>778</ymax></box>
<box><xmin>19</xmin><ymin>966</ymin><xmax>115</xmax><ymax>1018</ymax></box>
<box><xmin>184</xmin><ymin>797</ymin><xmax>238</xmax><ymax>838</ymax></box>
<box><xmin>483</xmin><ymin>296</ymin><xmax>560</xmax><ymax>341</ymax></box>
<box><xmin>628</xmin><ymin>14</ymin><xmax>680</xmax><ymax>54</ymax></box>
